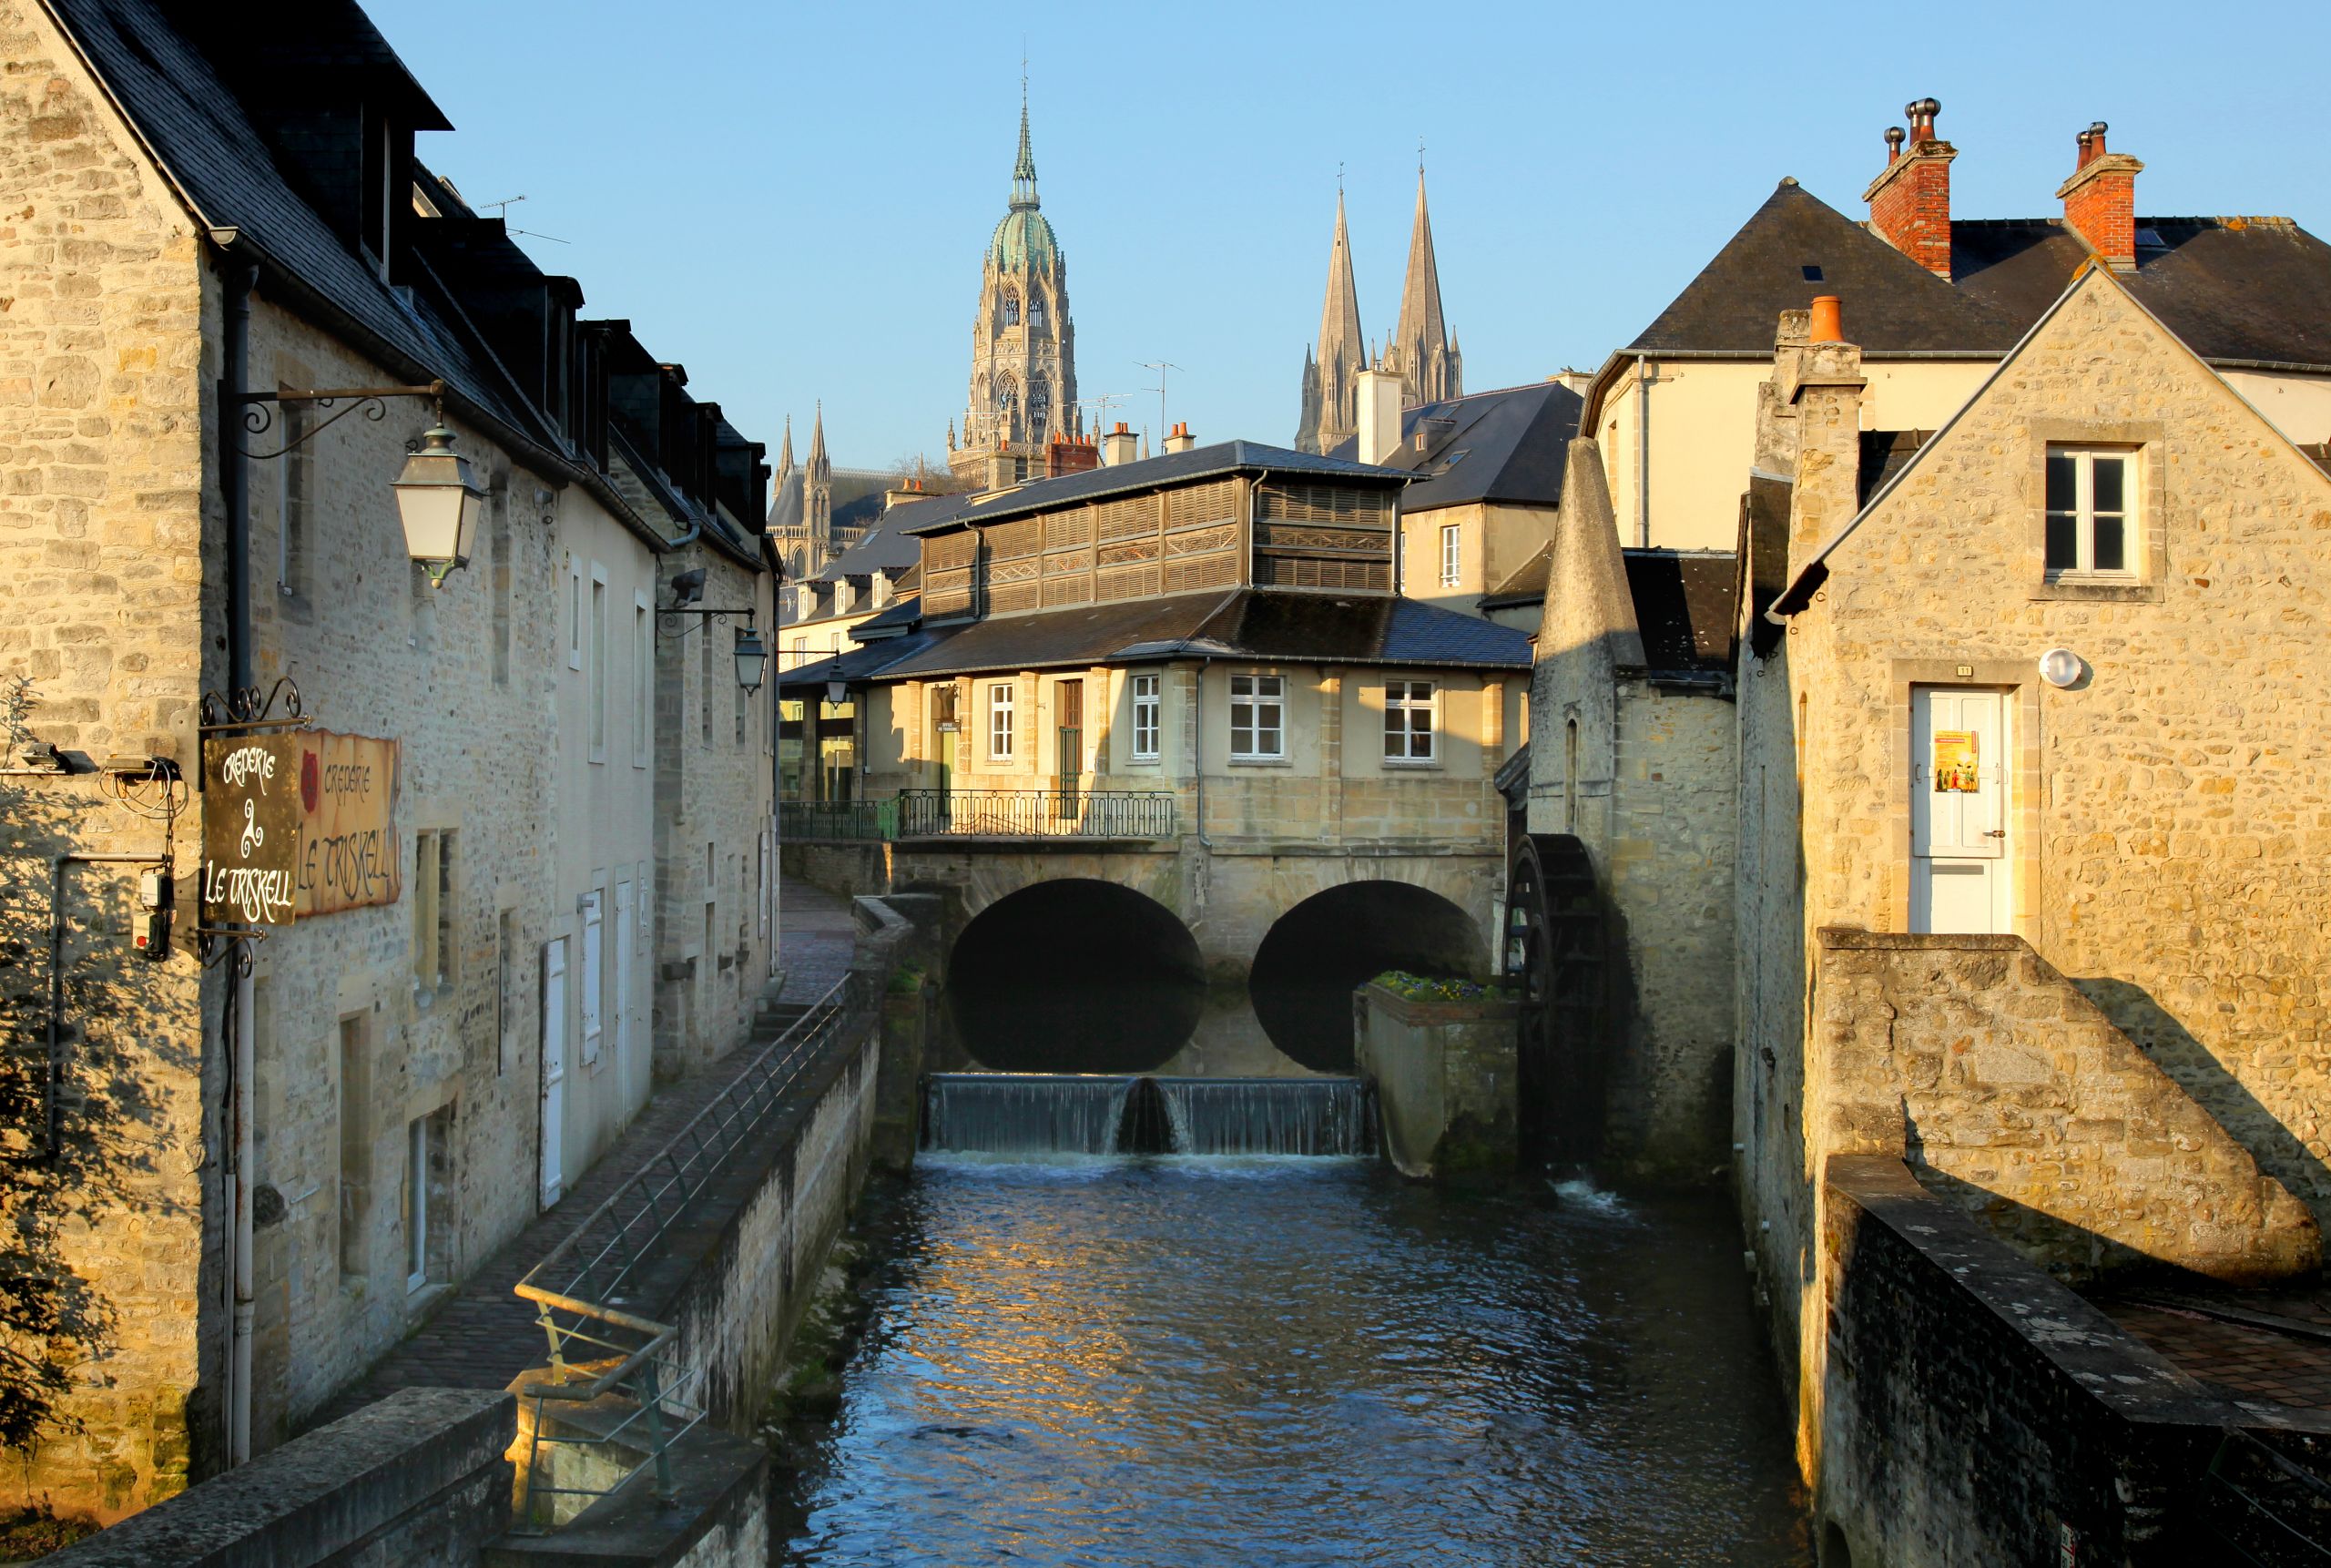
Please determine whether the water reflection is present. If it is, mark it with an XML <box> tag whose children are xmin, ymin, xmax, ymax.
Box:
<box><xmin>775</xmin><ymin>1158</ymin><xmax>1808</xmax><ymax>1566</ymax></box>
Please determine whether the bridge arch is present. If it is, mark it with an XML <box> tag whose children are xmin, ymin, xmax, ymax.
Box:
<box><xmin>945</xmin><ymin>878</ymin><xmax>1204</xmax><ymax>1073</ymax></box>
<box><xmin>1248</xmin><ymin>881</ymin><xmax>1486</xmax><ymax>1072</ymax></box>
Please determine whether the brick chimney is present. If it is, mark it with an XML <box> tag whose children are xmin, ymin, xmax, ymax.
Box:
<box><xmin>1163</xmin><ymin>421</ymin><xmax>1196</xmax><ymax>454</ymax></box>
<box><xmin>1862</xmin><ymin>97</ymin><xmax>1956</xmax><ymax>277</ymax></box>
<box><xmin>1045</xmin><ymin>430</ymin><xmax>1099</xmax><ymax>476</ymax></box>
<box><xmin>2056</xmin><ymin>121</ymin><xmax>2143</xmax><ymax>273</ymax></box>
<box><xmin>1101</xmin><ymin>422</ymin><xmax>1140</xmax><ymax>467</ymax></box>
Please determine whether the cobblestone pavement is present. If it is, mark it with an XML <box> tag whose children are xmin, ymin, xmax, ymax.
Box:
<box><xmin>2100</xmin><ymin>1287</ymin><xmax>2331</xmax><ymax>1411</ymax></box>
<box><xmin>303</xmin><ymin>876</ymin><xmax>859</xmax><ymax>1431</ymax></box>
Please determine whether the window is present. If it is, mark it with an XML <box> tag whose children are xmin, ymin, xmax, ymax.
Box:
<box><xmin>412</xmin><ymin>831</ymin><xmax>440</xmax><ymax>987</ymax></box>
<box><xmin>1439</xmin><ymin>524</ymin><xmax>1461</xmax><ymax>587</ymax></box>
<box><xmin>495</xmin><ymin>910</ymin><xmax>514</xmax><ymax>1076</ymax></box>
<box><xmin>1003</xmin><ymin>290</ymin><xmax>1021</xmax><ymax>327</ymax></box>
<box><xmin>701</xmin><ymin>628</ymin><xmax>715</xmax><ymax>744</ymax></box>
<box><xmin>579</xmin><ymin>890</ymin><xmax>603</xmax><ymax>1068</ymax></box>
<box><xmin>491</xmin><ymin>490</ymin><xmax>512</xmax><ymax>687</ymax></box>
<box><xmin>632</xmin><ymin>596</ymin><xmax>651</xmax><ymax>767</ymax></box>
<box><xmin>588</xmin><ymin>570</ymin><xmax>607</xmax><ymax>759</ymax></box>
<box><xmin>1385</xmin><ymin>679</ymin><xmax>1438</xmax><ymax>762</ymax></box>
<box><xmin>988</xmin><ymin>682</ymin><xmax>1016</xmax><ymax>760</ymax></box>
<box><xmin>1230</xmin><ymin>674</ymin><xmax>1285</xmax><ymax>760</ymax></box>
<box><xmin>406</xmin><ymin>1115</ymin><xmax>430</xmax><ymax>1291</ymax></box>
<box><xmin>2045</xmin><ymin>448</ymin><xmax>2134</xmax><ymax>577</ymax></box>
<box><xmin>566</xmin><ymin>558</ymin><xmax>583</xmax><ymax>670</ymax></box>
<box><xmin>338</xmin><ymin>1014</ymin><xmax>371</xmax><ymax>1279</ymax></box>
<box><xmin>1132</xmin><ymin>674</ymin><xmax>1161</xmax><ymax>760</ymax></box>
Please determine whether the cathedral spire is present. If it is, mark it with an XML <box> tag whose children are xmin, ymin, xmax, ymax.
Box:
<box><xmin>777</xmin><ymin>414</ymin><xmax>794</xmax><ymax>481</ymax></box>
<box><xmin>1295</xmin><ymin>188</ymin><xmax>1367</xmax><ymax>453</ymax></box>
<box><xmin>1011</xmin><ymin>75</ymin><xmax>1039</xmax><ymax>211</ymax></box>
<box><xmin>807</xmin><ymin>401</ymin><xmax>829</xmax><ymax>479</ymax></box>
<box><xmin>1389</xmin><ymin>164</ymin><xmax>1461</xmax><ymax>405</ymax></box>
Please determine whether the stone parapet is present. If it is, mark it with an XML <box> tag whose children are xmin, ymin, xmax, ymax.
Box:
<box><xmin>1353</xmin><ymin>981</ymin><xmax>1521</xmax><ymax>1182</ymax></box>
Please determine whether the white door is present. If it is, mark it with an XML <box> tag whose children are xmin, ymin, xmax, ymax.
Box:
<box><xmin>1911</xmin><ymin>687</ymin><xmax>2010</xmax><ymax>933</ymax></box>
<box><xmin>540</xmin><ymin>937</ymin><xmax>567</xmax><ymax>1207</ymax></box>
<box><xmin>612</xmin><ymin>881</ymin><xmax>635</xmax><ymax>1097</ymax></box>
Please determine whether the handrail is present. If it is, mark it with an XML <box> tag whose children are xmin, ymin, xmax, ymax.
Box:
<box><xmin>507</xmin><ymin>972</ymin><xmax>873</xmax><ymax>1531</ymax></box>
<box><xmin>896</xmin><ymin>788</ymin><xmax>1176</xmax><ymax>840</ymax></box>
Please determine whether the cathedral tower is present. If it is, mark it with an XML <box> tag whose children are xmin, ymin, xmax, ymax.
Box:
<box><xmin>1295</xmin><ymin>189</ymin><xmax>1365</xmax><ymax>455</ymax></box>
<box><xmin>950</xmin><ymin>86</ymin><xmax>1077</xmax><ymax>488</ymax></box>
<box><xmin>1381</xmin><ymin>167</ymin><xmax>1461</xmax><ymax>406</ymax></box>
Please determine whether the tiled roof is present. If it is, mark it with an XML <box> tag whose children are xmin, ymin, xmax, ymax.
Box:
<box><xmin>899</xmin><ymin>442</ymin><xmax>1407</xmax><ymax>536</ymax></box>
<box><xmin>1621</xmin><ymin>551</ymin><xmax>1736</xmax><ymax>672</ymax></box>
<box><xmin>806</xmin><ymin>589</ymin><xmax>1532</xmax><ymax>684</ymax></box>
<box><xmin>1325</xmin><ymin>381</ymin><xmax>1583</xmax><ymax>511</ymax></box>
<box><xmin>1626</xmin><ymin>179</ymin><xmax>2331</xmax><ymax>370</ymax></box>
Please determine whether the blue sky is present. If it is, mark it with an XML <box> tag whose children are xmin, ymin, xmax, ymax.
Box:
<box><xmin>370</xmin><ymin>1</ymin><xmax>2331</xmax><ymax>476</ymax></box>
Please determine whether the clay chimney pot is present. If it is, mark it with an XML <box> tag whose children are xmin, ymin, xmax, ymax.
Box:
<box><xmin>1807</xmin><ymin>295</ymin><xmax>1843</xmax><ymax>344</ymax></box>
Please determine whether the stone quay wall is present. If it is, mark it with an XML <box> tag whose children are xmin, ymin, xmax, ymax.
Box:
<box><xmin>1352</xmin><ymin>982</ymin><xmax>1521</xmax><ymax>1181</ymax></box>
<box><xmin>1813</xmin><ymin>930</ymin><xmax>2317</xmax><ymax>1285</ymax></box>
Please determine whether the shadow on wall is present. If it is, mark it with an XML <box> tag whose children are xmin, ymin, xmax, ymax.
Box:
<box><xmin>2076</xmin><ymin>976</ymin><xmax>2331</xmax><ymax>1233</ymax></box>
<box><xmin>0</xmin><ymin>677</ymin><xmax>206</xmax><ymax>1483</ymax></box>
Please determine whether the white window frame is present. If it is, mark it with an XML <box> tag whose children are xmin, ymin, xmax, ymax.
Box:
<box><xmin>587</xmin><ymin>565</ymin><xmax>608</xmax><ymax>762</ymax></box>
<box><xmin>566</xmin><ymin>555</ymin><xmax>583</xmax><ymax>671</ymax></box>
<box><xmin>404</xmin><ymin>1115</ymin><xmax>429</xmax><ymax>1292</ymax></box>
<box><xmin>2044</xmin><ymin>446</ymin><xmax>2137</xmax><ymax>579</ymax></box>
<box><xmin>632</xmin><ymin>591</ymin><xmax>651</xmax><ymax>767</ymax></box>
<box><xmin>1131</xmin><ymin>673</ymin><xmax>1161</xmax><ymax>761</ymax></box>
<box><xmin>1439</xmin><ymin>524</ymin><xmax>1461</xmax><ymax>588</ymax></box>
<box><xmin>578</xmin><ymin>889</ymin><xmax>603</xmax><ymax>1068</ymax></box>
<box><xmin>1229</xmin><ymin>673</ymin><xmax>1285</xmax><ymax>761</ymax></box>
<box><xmin>1384</xmin><ymin>678</ymin><xmax>1440</xmax><ymax>764</ymax></box>
<box><xmin>987</xmin><ymin>682</ymin><xmax>1016</xmax><ymax>761</ymax></box>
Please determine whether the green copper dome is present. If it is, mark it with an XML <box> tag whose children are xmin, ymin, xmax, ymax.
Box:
<box><xmin>988</xmin><ymin>207</ymin><xmax>1059</xmax><ymax>273</ymax></box>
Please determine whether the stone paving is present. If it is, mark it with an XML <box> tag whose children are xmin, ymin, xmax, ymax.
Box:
<box><xmin>302</xmin><ymin>878</ymin><xmax>860</xmax><ymax>1431</ymax></box>
<box><xmin>2099</xmin><ymin>1286</ymin><xmax>2331</xmax><ymax>1412</ymax></box>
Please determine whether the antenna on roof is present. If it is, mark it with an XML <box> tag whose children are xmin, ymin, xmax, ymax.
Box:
<box><xmin>479</xmin><ymin>192</ymin><xmax>569</xmax><ymax>245</ymax></box>
<box><xmin>1136</xmin><ymin>361</ymin><xmax>1181</xmax><ymax>450</ymax></box>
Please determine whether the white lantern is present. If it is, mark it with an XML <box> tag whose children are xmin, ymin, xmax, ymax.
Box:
<box><xmin>2037</xmin><ymin>647</ymin><xmax>2083</xmax><ymax>688</ymax></box>
<box><xmin>734</xmin><ymin>626</ymin><xmax>768</xmax><ymax>694</ymax></box>
<box><xmin>392</xmin><ymin>423</ymin><xmax>486</xmax><ymax>586</ymax></box>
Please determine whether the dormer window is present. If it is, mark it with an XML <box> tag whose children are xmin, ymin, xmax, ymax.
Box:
<box><xmin>2044</xmin><ymin>447</ymin><xmax>2135</xmax><ymax>577</ymax></box>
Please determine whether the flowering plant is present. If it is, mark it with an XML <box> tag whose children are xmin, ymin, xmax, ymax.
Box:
<box><xmin>1370</xmin><ymin>969</ymin><xmax>1516</xmax><ymax>1003</ymax></box>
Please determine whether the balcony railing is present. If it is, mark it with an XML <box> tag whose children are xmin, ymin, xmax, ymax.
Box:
<box><xmin>897</xmin><ymin>789</ymin><xmax>1177</xmax><ymax>839</ymax></box>
<box><xmin>779</xmin><ymin>799</ymin><xmax>899</xmax><ymax>842</ymax></box>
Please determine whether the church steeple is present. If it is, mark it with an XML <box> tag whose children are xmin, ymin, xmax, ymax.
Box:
<box><xmin>1011</xmin><ymin>78</ymin><xmax>1039</xmax><ymax>210</ymax></box>
<box><xmin>1296</xmin><ymin>188</ymin><xmax>1367</xmax><ymax>453</ymax></box>
<box><xmin>1387</xmin><ymin>163</ymin><xmax>1461</xmax><ymax>406</ymax></box>
<box><xmin>776</xmin><ymin>413</ymin><xmax>794</xmax><ymax>482</ymax></box>
<box><xmin>807</xmin><ymin>402</ymin><xmax>829</xmax><ymax>483</ymax></box>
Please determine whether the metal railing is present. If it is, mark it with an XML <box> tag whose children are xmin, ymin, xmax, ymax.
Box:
<box><xmin>507</xmin><ymin>973</ymin><xmax>870</xmax><ymax>1531</ymax></box>
<box><xmin>2201</xmin><ymin>1428</ymin><xmax>2331</xmax><ymax>1563</ymax></box>
<box><xmin>780</xmin><ymin>799</ymin><xmax>900</xmax><ymax>842</ymax></box>
<box><xmin>896</xmin><ymin>788</ymin><xmax>1177</xmax><ymax>839</ymax></box>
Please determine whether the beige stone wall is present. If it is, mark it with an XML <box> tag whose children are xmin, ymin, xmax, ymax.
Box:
<box><xmin>0</xmin><ymin>0</ymin><xmax>216</xmax><ymax>1514</ymax></box>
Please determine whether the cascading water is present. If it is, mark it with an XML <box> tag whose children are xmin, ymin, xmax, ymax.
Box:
<box><xmin>921</xmin><ymin>1074</ymin><xmax>1377</xmax><ymax>1157</ymax></box>
<box><xmin>921</xmin><ymin>1074</ymin><xmax>1135</xmax><ymax>1155</ymax></box>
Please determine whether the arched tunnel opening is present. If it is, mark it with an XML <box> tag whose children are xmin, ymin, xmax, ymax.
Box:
<box><xmin>1249</xmin><ymin>881</ymin><xmax>1486</xmax><ymax>1072</ymax></box>
<box><xmin>947</xmin><ymin>880</ymin><xmax>1205</xmax><ymax>1074</ymax></box>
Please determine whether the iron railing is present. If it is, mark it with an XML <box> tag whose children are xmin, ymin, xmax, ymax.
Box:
<box><xmin>896</xmin><ymin>788</ymin><xmax>1177</xmax><ymax>839</ymax></box>
<box><xmin>2200</xmin><ymin>1427</ymin><xmax>2331</xmax><ymax>1563</ymax></box>
<box><xmin>507</xmin><ymin>973</ymin><xmax>870</xmax><ymax>1531</ymax></box>
<box><xmin>780</xmin><ymin>799</ymin><xmax>900</xmax><ymax>842</ymax></box>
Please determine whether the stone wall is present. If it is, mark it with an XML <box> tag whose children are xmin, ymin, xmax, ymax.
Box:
<box><xmin>1815</xmin><ymin>930</ymin><xmax>2316</xmax><ymax>1284</ymax></box>
<box><xmin>42</xmin><ymin>1388</ymin><xmax>517</xmax><ymax>1568</ymax></box>
<box><xmin>1352</xmin><ymin>982</ymin><xmax>1519</xmax><ymax>1180</ymax></box>
<box><xmin>1817</xmin><ymin>1156</ymin><xmax>2312</xmax><ymax>1568</ymax></box>
<box><xmin>0</xmin><ymin>0</ymin><xmax>219</xmax><ymax>1512</ymax></box>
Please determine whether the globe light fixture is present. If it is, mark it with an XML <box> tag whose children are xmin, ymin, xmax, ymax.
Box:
<box><xmin>2037</xmin><ymin>647</ymin><xmax>2083</xmax><ymax>688</ymax></box>
<box><xmin>392</xmin><ymin>423</ymin><xmax>487</xmax><ymax>586</ymax></box>
<box><xmin>734</xmin><ymin>626</ymin><xmax>768</xmax><ymax>694</ymax></box>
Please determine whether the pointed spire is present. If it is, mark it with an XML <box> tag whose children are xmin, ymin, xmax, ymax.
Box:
<box><xmin>1297</xmin><ymin>188</ymin><xmax>1366</xmax><ymax>453</ymax></box>
<box><xmin>807</xmin><ymin>401</ymin><xmax>829</xmax><ymax>478</ymax></box>
<box><xmin>1011</xmin><ymin>71</ymin><xmax>1039</xmax><ymax>210</ymax></box>
<box><xmin>777</xmin><ymin>414</ymin><xmax>795</xmax><ymax>479</ymax></box>
<box><xmin>1391</xmin><ymin>163</ymin><xmax>1459</xmax><ymax>404</ymax></box>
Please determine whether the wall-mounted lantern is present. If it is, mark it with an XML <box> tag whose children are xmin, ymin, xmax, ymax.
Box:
<box><xmin>657</xmin><ymin>566</ymin><xmax>764</xmax><ymax>692</ymax></box>
<box><xmin>734</xmin><ymin>626</ymin><xmax>769</xmax><ymax>695</ymax></box>
<box><xmin>392</xmin><ymin>423</ymin><xmax>487</xmax><ymax>585</ymax></box>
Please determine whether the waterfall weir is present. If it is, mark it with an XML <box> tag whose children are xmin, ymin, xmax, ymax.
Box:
<box><xmin>922</xmin><ymin>1074</ymin><xmax>1378</xmax><ymax>1156</ymax></box>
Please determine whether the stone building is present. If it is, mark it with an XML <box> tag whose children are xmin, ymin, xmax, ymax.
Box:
<box><xmin>0</xmin><ymin>0</ymin><xmax>774</xmax><ymax>1520</ymax></box>
<box><xmin>948</xmin><ymin>91</ymin><xmax>1079</xmax><ymax>489</ymax></box>
<box><xmin>778</xmin><ymin>441</ymin><xmax>1530</xmax><ymax>1078</ymax></box>
<box><xmin>1295</xmin><ymin>170</ymin><xmax>1461</xmax><ymax>455</ymax></box>
<box><xmin>1574</xmin><ymin>102</ymin><xmax>2331</xmax><ymax>555</ymax></box>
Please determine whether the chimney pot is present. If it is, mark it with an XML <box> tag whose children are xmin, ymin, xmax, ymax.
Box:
<box><xmin>1864</xmin><ymin>97</ymin><xmax>1955</xmax><ymax>277</ymax></box>
<box><xmin>1807</xmin><ymin>295</ymin><xmax>1843</xmax><ymax>344</ymax></box>
<box><xmin>1884</xmin><ymin>125</ymin><xmax>1905</xmax><ymax>163</ymax></box>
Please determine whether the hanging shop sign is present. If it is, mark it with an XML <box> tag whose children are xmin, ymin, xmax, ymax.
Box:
<box><xmin>1932</xmin><ymin>730</ymin><xmax>1980</xmax><ymax>793</ymax></box>
<box><xmin>295</xmin><ymin>731</ymin><xmax>402</xmax><ymax>916</ymax></box>
<box><xmin>201</xmin><ymin>733</ymin><xmax>303</xmax><ymax>926</ymax></box>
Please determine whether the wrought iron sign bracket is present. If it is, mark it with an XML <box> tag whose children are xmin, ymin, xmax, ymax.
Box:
<box><xmin>236</xmin><ymin>380</ymin><xmax>447</xmax><ymax>462</ymax></box>
<box><xmin>655</xmin><ymin>604</ymin><xmax>758</xmax><ymax>646</ymax></box>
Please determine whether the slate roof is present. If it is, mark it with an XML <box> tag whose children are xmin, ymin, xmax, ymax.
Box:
<box><xmin>1625</xmin><ymin>179</ymin><xmax>2331</xmax><ymax>371</ymax></box>
<box><xmin>1478</xmin><ymin>544</ymin><xmax>1552</xmax><ymax>610</ymax></box>
<box><xmin>779</xmin><ymin>588</ymin><xmax>1532</xmax><ymax>687</ymax></box>
<box><xmin>1325</xmin><ymin>381</ymin><xmax>1583</xmax><ymax>511</ymax></box>
<box><xmin>900</xmin><ymin>442</ymin><xmax>1408</xmax><ymax>536</ymax></box>
<box><xmin>1621</xmin><ymin>552</ymin><xmax>1737</xmax><ymax>672</ymax></box>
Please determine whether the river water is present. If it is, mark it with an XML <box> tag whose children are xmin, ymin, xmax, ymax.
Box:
<box><xmin>773</xmin><ymin>1154</ymin><xmax>1808</xmax><ymax>1565</ymax></box>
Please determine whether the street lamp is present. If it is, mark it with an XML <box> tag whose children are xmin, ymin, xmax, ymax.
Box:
<box><xmin>734</xmin><ymin>626</ymin><xmax>769</xmax><ymax>694</ymax></box>
<box><xmin>392</xmin><ymin>422</ymin><xmax>487</xmax><ymax>586</ymax></box>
